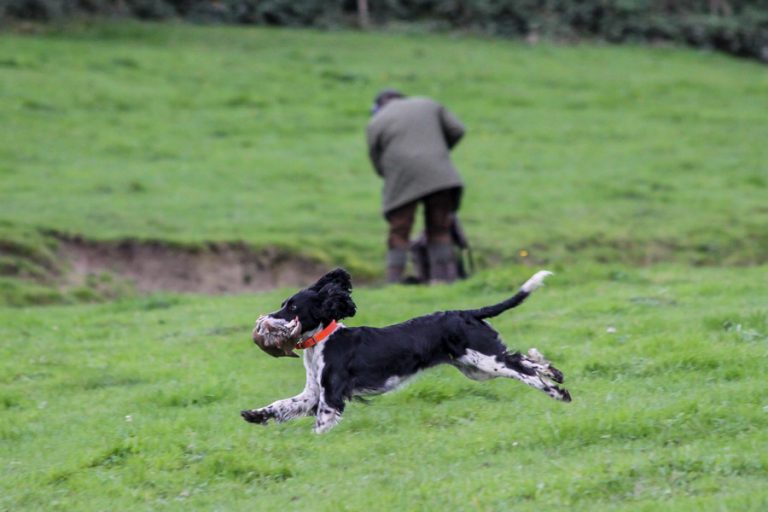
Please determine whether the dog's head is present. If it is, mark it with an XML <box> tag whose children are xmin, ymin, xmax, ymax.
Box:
<box><xmin>252</xmin><ymin>268</ymin><xmax>356</xmax><ymax>358</ymax></box>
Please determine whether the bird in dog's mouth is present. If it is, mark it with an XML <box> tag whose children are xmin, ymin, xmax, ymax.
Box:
<box><xmin>252</xmin><ymin>316</ymin><xmax>302</xmax><ymax>358</ymax></box>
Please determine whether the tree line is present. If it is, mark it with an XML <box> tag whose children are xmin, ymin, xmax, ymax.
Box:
<box><xmin>2</xmin><ymin>0</ymin><xmax>766</xmax><ymax>62</ymax></box>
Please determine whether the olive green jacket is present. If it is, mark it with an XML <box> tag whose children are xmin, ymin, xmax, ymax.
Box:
<box><xmin>366</xmin><ymin>97</ymin><xmax>465</xmax><ymax>214</ymax></box>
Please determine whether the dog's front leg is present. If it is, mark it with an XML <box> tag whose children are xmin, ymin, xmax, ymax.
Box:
<box><xmin>313</xmin><ymin>400</ymin><xmax>343</xmax><ymax>434</ymax></box>
<box><xmin>241</xmin><ymin>389</ymin><xmax>319</xmax><ymax>425</ymax></box>
<box><xmin>242</xmin><ymin>353</ymin><xmax>322</xmax><ymax>426</ymax></box>
<box><xmin>313</xmin><ymin>384</ymin><xmax>345</xmax><ymax>434</ymax></box>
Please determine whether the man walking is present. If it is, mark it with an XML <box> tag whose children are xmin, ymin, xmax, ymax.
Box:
<box><xmin>366</xmin><ymin>89</ymin><xmax>466</xmax><ymax>283</ymax></box>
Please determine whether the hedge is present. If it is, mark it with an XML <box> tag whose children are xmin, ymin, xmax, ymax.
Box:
<box><xmin>1</xmin><ymin>0</ymin><xmax>767</xmax><ymax>62</ymax></box>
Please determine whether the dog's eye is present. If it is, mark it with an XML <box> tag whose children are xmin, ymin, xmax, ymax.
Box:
<box><xmin>289</xmin><ymin>304</ymin><xmax>297</xmax><ymax>312</ymax></box>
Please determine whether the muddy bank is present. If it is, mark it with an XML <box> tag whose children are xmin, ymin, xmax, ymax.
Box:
<box><xmin>56</xmin><ymin>236</ymin><xmax>331</xmax><ymax>294</ymax></box>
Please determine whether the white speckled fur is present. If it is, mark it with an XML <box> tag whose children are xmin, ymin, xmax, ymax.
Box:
<box><xmin>521</xmin><ymin>270</ymin><xmax>553</xmax><ymax>293</ymax></box>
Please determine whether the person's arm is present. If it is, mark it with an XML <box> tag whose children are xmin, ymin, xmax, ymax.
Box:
<box><xmin>366</xmin><ymin>123</ymin><xmax>384</xmax><ymax>176</ymax></box>
<box><xmin>440</xmin><ymin>105</ymin><xmax>465</xmax><ymax>149</ymax></box>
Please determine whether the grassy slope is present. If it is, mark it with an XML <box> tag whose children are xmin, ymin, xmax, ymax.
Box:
<box><xmin>1</xmin><ymin>23</ymin><xmax>767</xmax><ymax>270</ymax></box>
<box><xmin>1</xmin><ymin>265</ymin><xmax>767</xmax><ymax>510</ymax></box>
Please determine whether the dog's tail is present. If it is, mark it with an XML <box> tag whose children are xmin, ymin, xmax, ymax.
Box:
<box><xmin>467</xmin><ymin>270</ymin><xmax>552</xmax><ymax>320</ymax></box>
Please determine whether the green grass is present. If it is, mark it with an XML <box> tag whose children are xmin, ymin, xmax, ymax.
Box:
<box><xmin>1</xmin><ymin>22</ymin><xmax>766</xmax><ymax>270</ymax></box>
<box><xmin>2</xmin><ymin>22</ymin><xmax>768</xmax><ymax>510</ymax></box>
<box><xmin>1</xmin><ymin>265</ymin><xmax>767</xmax><ymax>510</ymax></box>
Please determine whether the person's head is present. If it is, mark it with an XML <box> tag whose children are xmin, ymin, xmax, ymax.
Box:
<box><xmin>371</xmin><ymin>89</ymin><xmax>404</xmax><ymax>114</ymax></box>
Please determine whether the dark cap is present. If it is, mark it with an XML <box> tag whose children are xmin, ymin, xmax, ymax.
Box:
<box><xmin>372</xmin><ymin>89</ymin><xmax>405</xmax><ymax>113</ymax></box>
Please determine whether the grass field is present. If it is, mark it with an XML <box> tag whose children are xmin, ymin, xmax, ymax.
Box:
<box><xmin>2</xmin><ymin>265</ymin><xmax>767</xmax><ymax>510</ymax></box>
<box><xmin>1</xmin><ymin>21</ymin><xmax>768</xmax><ymax>511</ymax></box>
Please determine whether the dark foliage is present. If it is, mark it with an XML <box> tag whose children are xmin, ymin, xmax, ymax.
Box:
<box><xmin>1</xmin><ymin>0</ymin><xmax>766</xmax><ymax>62</ymax></box>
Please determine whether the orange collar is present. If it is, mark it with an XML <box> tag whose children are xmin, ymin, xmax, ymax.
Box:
<box><xmin>295</xmin><ymin>320</ymin><xmax>338</xmax><ymax>350</ymax></box>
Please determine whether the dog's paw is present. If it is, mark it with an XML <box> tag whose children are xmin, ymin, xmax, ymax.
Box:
<box><xmin>241</xmin><ymin>409</ymin><xmax>270</xmax><ymax>425</ymax></box>
<box><xmin>553</xmin><ymin>386</ymin><xmax>572</xmax><ymax>403</ymax></box>
<box><xmin>312</xmin><ymin>407</ymin><xmax>342</xmax><ymax>434</ymax></box>
<box><xmin>526</xmin><ymin>348</ymin><xmax>564</xmax><ymax>384</ymax></box>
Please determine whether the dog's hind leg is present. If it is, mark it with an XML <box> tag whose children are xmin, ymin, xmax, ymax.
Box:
<box><xmin>453</xmin><ymin>364</ymin><xmax>496</xmax><ymax>381</ymax></box>
<box><xmin>456</xmin><ymin>347</ymin><xmax>571</xmax><ymax>402</ymax></box>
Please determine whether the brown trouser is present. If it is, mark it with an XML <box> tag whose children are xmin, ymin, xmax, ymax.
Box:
<box><xmin>385</xmin><ymin>188</ymin><xmax>460</xmax><ymax>249</ymax></box>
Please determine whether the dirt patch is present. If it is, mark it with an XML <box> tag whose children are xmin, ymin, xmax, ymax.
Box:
<box><xmin>57</xmin><ymin>236</ymin><xmax>331</xmax><ymax>294</ymax></box>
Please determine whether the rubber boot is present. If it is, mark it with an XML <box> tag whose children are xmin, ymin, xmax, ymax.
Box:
<box><xmin>386</xmin><ymin>248</ymin><xmax>408</xmax><ymax>284</ymax></box>
<box><xmin>428</xmin><ymin>243</ymin><xmax>457</xmax><ymax>284</ymax></box>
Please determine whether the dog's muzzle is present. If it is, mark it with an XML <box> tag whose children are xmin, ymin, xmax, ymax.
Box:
<box><xmin>252</xmin><ymin>316</ymin><xmax>302</xmax><ymax>358</ymax></box>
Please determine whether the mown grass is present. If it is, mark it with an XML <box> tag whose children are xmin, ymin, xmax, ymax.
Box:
<box><xmin>1</xmin><ymin>22</ymin><xmax>766</xmax><ymax>272</ymax></box>
<box><xmin>1</xmin><ymin>265</ymin><xmax>767</xmax><ymax>510</ymax></box>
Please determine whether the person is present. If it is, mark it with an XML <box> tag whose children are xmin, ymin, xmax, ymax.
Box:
<box><xmin>366</xmin><ymin>89</ymin><xmax>466</xmax><ymax>284</ymax></box>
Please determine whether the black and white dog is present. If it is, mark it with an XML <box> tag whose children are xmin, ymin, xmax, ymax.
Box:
<box><xmin>242</xmin><ymin>268</ymin><xmax>571</xmax><ymax>434</ymax></box>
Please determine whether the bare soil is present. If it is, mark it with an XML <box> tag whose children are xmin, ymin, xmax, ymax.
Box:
<box><xmin>56</xmin><ymin>236</ymin><xmax>331</xmax><ymax>294</ymax></box>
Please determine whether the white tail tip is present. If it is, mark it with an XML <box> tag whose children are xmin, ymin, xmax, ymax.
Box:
<box><xmin>521</xmin><ymin>270</ymin><xmax>553</xmax><ymax>293</ymax></box>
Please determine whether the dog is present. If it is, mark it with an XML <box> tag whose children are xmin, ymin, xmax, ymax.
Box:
<box><xmin>242</xmin><ymin>268</ymin><xmax>571</xmax><ymax>434</ymax></box>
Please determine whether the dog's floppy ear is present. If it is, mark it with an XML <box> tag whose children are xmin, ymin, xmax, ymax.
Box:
<box><xmin>310</xmin><ymin>268</ymin><xmax>352</xmax><ymax>294</ymax></box>
<box><xmin>319</xmin><ymin>283</ymin><xmax>356</xmax><ymax>320</ymax></box>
